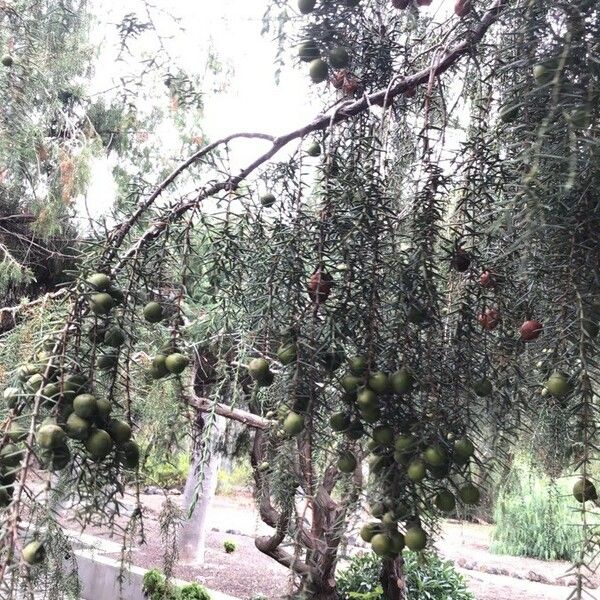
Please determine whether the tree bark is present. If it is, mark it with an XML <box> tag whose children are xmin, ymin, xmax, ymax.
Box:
<box><xmin>179</xmin><ymin>413</ymin><xmax>223</xmax><ymax>564</ymax></box>
<box><xmin>381</xmin><ymin>556</ymin><xmax>407</xmax><ymax>599</ymax></box>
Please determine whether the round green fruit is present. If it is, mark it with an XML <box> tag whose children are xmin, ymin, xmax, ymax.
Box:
<box><xmin>337</xmin><ymin>452</ymin><xmax>357</xmax><ymax>473</ymax></box>
<box><xmin>306</xmin><ymin>141</ymin><xmax>321</xmax><ymax>157</ymax></box>
<box><xmin>370</xmin><ymin>533</ymin><xmax>392</xmax><ymax>556</ymax></box>
<box><xmin>298</xmin><ymin>40</ymin><xmax>320</xmax><ymax>62</ymax></box>
<box><xmin>373</xmin><ymin>425</ymin><xmax>394</xmax><ymax>446</ymax></box>
<box><xmin>18</xmin><ymin>364</ymin><xmax>40</xmax><ymax>381</ymax></box>
<box><xmin>3</xmin><ymin>387</ymin><xmax>21</xmax><ymax>408</ymax></box>
<box><xmin>382</xmin><ymin>511</ymin><xmax>397</xmax><ymax>529</ymax></box>
<box><xmin>117</xmin><ymin>440</ymin><xmax>140</xmax><ymax>469</ymax></box>
<box><xmin>321</xmin><ymin>349</ymin><xmax>344</xmax><ymax>372</ymax></box>
<box><xmin>36</xmin><ymin>424</ymin><xmax>66</xmax><ymax>450</ymax></box>
<box><xmin>42</xmin><ymin>383</ymin><xmax>60</xmax><ymax>402</ymax></box>
<box><xmin>0</xmin><ymin>443</ymin><xmax>24</xmax><ymax>468</ymax></box>
<box><xmin>427</xmin><ymin>462</ymin><xmax>451</xmax><ymax>479</ymax></box>
<box><xmin>165</xmin><ymin>353</ymin><xmax>189</xmax><ymax>374</ymax></box>
<box><xmin>360</xmin><ymin>522</ymin><xmax>380</xmax><ymax>542</ymax></box>
<box><xmin>545</xmin><ymin>372</ymin><xmax>569</xmax><ymax>397</ymax></box>
<box><xmin>150</xmin><ymin>355</ymin><xmax>169</xmax><ymax>379</ymax></box>
<box><xmin>533</xmin><ymin>61</ymin><xmax>555</xmax><ymax>85</ymax></box>
<box><xmin>395</xmin><ymin>434</ymin><xmax>416</xmax><ymax>454</ymax></box>
<box><xmin>103</xmin><ymin>327</ymin><xmax>126</xmax><ymax>347</ymax></box>
<box><xmin>108</xmin><ymin>419</ymin><xmax>132</xmax><ymax>444</ymax></box>
<box><xmin>86</xmin><ymin>273</ymin><xmax>111</xmax><ymax>291</ymax></box>
<box><xmin>473</xmin><ymin>378</ymin><xmax>492</xmax><ymax>397</ymax></box>
<box><xmin>573</xmin><ymin>478</ymin><xmax>597</xmax><ymax>503</ymax></box>
<box><xmin>435</xmin><ymin>489</ymin><xmax>456</xmax><ymax>512</ymax></box>
<box><xmin>368</xmin><ymin>371</ymin><xmax>390</xmax><ymax>394</ymax></box>
<box><xmin>348</xmin><ymin>356</ymin><xmax>367</xmax><ymax>376</ymax></box>
<box><xmin>248</xmin><ymin>358</ymin><xmax>270</xmax><ymax>381</ymax></box>
<box><xmin>22</xmin><ymin>540</ymin><xmax>45</xmax><ymax>565</ymax></box>
<box><xmin>389</xmin><ymin>531</ymin><xmax>405</xmax><ymax>555</ymax></box>
<box><xmin>260</xmin><ymin>193</ymin><xmax>276</xmax><ymax>207</ymax></box>
<box><xmin>454</xmin><ymin>437</ymin><xmax>474</xmax><ymax>462</ymax></box>
<box><xmin>360</xmin><ymin>405</ymin><xmax>381</xmax><ymax>424</ymax></box>
<box><xmin>407</xmin><ymin>460</ymin><xmax>426</xmax><ymax>482</ymax></box>
<box><xmin>328</xmin><ymin>47</ymin><xmax>349</xmax><ymax>69</ymax></box>
<box><xmin>42</xmin><ymin>444</ymin><xmax>71</xmax><ymax>471</ymax></box>
<box><xmin>89</xmin><ymin>292</ymin><xmax>114</xmax><ymax>315</ymax></box>
<box><xmin>423</xmin><ymin>446</ymin><xmax>447</xmax><ymax>467</ymax></box>
<box><xmin>345</xmin><ymin>420</ymin><xmax>364</xmax><ymax>440</ymax></box>
<box><xmin>341</xmin><ymin>374</ymin><xmax>363</xmax><ymax>393</ymax></box>
<box><xmin>143</xmin><ymin>301</ymin><xmax>164</xmax><ymax>323</ymax></box>
<box><xmin>0</xmin><ymin>487</ymin><xmax>10</xmax><ymax>507</ymax></box>
<box><xmin>85</xmin><ymin>429</ymin><xmax>113</xmax><ymax>460</ymax></box>
<box><xmin>298</xmin><ymin>0</ymin><xmax>316</xmax><ymax>14</ymax></box>
<box><xmin>25</xmin><ymin>374</ymin><xmax>44</xmax><ymax>393</ymax></box>
<box><xmin>404</xmin><ymin>527</ymin><xmax>427</xmax><ymax>552</ymax></box>
<box><xmin>97</xmin><ymin>350</ymin><xmax>118</xmax><ymax>370</ymax></box>
<box><xmin>330</xmin><ymin>412</ymin><xmax>351</xmax><ymax>432</ymax></box>
<box><xmin>65</xmin><ymin>414</ymin><xmax>91</xmax><ymax>441</ymax></box>
<box><xmin>357</xmin><ymin>389</ymin><xmax>377</xmax><ymax>410</ymax></box>
<box><xmin>7</xmin><ymin>424</ymin><xmax>27</xmax><ymax>443</ymax></box>
<box><xmin>1</xmin><ymin>55</ymin><xmax>14</xmax><ymax>67</ymax></box>
<box><xmin>108</xmin><ymin>286</ymin><xmax>125</xmax><ymax>305</ymax></box>
<box><xmin>391</xmin><ymin>368</ymin><xmax>414</xmax><ymax>394</ymax></box>
<box><xmin>459</xmin><ymin>483</ymin><xmax>481</xmax><ymax>505</ymax></box>
<box><xmin>73</xmin><ymin>394</ymin><xmax>97</xmax><ymax>419</ymax></box>
<box><xmin>96</xmin><ymin>398</ymin><xmax>112</xmax><ymax>419</ymax></box>
<box><xmin>277</xmin><ymin>343</ymin><xmax>296</xmax><ymax>365</ymax></box>
<box><xmin>283</xmin><ymin>412</ymin><xmax>305</xmax><ymax>436</ymax></box>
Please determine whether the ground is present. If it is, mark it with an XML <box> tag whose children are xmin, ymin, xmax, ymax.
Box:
<box><xmin>61</xmin><ymin>490</ymin><xmax>599</xmax><ymax>600</ymax></box>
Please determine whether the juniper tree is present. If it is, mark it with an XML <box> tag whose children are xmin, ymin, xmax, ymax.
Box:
<box><xmin>0</xmin><ymin>0</ymin><xmax>599</xmax><ymax>599</ymax></box>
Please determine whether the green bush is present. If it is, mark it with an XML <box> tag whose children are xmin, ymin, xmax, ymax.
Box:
<box><xmin>491</xmin><ymin>456</ymin><xmax>578</xmax><ymax>561</ymax></box>
<box><xmin>142</xmin><ymin>569</ymin><xmax>210</xmax><ymax>600</ymax></box>
<box><xmin>216</xmin><ymin>459</ymin><xmax>252</xmax><ymax>495</ymax></box>
<box><xmin>145</xmin><ymin>453</ymin><xmax>190</xmax><ymax>488</ymax></box>
<box><xmin>223</xmin><ymin>540</ymin><xmax>236</xmax><ymax>553</ymax></box>
<box><xmin>336</xmin><ymin>551</ymin><xmax>473</xmax><ymax>600</ymax></box>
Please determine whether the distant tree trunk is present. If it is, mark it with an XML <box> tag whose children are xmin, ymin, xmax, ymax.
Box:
<box><xmin>179</xmin><ymin>412</ymin><xmax>223</xmax><ymax>564</ymax></box>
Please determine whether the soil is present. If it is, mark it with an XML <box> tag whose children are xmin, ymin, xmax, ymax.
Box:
<box><xmin>59</xmin><ymin>489</ymin><xmax>600</xmax><ymax>600</ymax></box>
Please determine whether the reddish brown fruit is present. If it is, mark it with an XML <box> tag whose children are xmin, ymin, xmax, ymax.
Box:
<box><xmin>331</xmin><ymin>70</ymin><xmax>346</xmax><ymax>90</ymax></box>
<box><xmin>308</xmin><ymin>268</ymin><xmax>333</xmax><ymax>304</ymax></box>
<box><xmin>392</xmin><ymin>0</ymin><xmax>411</xmax><ymax>8</ymax></box>
<box><xmin>451</xmin><ymin>249</ymin><xmax>471</xmax><ymax>272</ymax></box>
<box><xmin>454</xmin><ymin>0</ymin><xmax>471</xmax><ymax>16</ymax></box>
<box><xmin>342</xmin><ymin>75</ymin><xmax>360</xmax><ymax>96</ymax></box>
<box><xmin>520</xmin><ymin>319</ymin><xmax>543</xmax><ymax>341</ymax></box>
<box><xmin>478</xmin><ymin>308</ymin><xmax>500</xmax><ymax>331</ymax></box>
<box><xmin>479</xmin><ymin>271</ymin><xmax>494</xmax><ymax>288</ymax></box>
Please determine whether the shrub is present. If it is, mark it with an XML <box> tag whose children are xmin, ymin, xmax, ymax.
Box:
<box><xmin>216</xmin><ymin>459</ymin><xmax>253</xmax><ymax>495</ymax></box>
<box><xmin>491</xmin><ymin>456</ymin><xmax>578</xmax><ymax>561</ymax></box>
<box><xmin>145</xmin><ymin>453</ymin><xmax>190</xmax><ymax>488</ymax></box>
<box><xmin>336</xmin><ymin>551</ymin><xmax>473</xmax><ymax>600</ymax></box>
<box><xmin>179</xmin><ymin>582</ymin><xmax>211</xmax><ymax>600</ymax></box>
<box><xmin>142</xmin><ymin>569</ymin><xmax>210</xmax><ymax>600</ymax></box>
<box><xmin>223</xmin><ymin>540</ymin><xmax>236</xmax><ymax>553</ymax></box>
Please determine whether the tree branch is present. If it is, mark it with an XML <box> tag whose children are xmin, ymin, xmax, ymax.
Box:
<box><xmin>186</xmin><ymin>394</ymin><xmax>272</xmax><ymax>430</ymax></box>
<box><xmin>109</xmin><ymin>0</ymin><xmax>507</xmax><ymax>275</ymax></box>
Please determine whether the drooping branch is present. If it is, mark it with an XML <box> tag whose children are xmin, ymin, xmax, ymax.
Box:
<box><xmin>110</xmin><ymin>0</ymin><xmax>507</xmax><ymax>275</ymax></box>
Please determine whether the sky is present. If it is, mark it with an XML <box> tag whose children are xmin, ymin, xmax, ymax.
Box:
<box><xmin>79</xmin><ymin>0</ymin><xmax>320</xmax><ymax>221</ymax></box>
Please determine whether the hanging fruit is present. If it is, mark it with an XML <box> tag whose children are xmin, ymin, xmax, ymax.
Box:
<box><xmin>520</xmin><ymin>319</ymin><xmax>543</xmax><ymax>341</ymax></box>
<box><xmin>307</xmin><ymin>267</ymin><xmax>333</xmax><ymax>303</ymax></box>
<box><xmin>309</xmin><ymin>59</ymin><xmax>328</xmax><ymax>84</ymax></box>
<box><xmin>328</xmin><ymin>47</ymin><xmax>349</xmax><ymax>69</ymax></box>
<box><xmin>573</xmin><ymin>478</ymin><xmax>597</xmax><ymax>503</ymax></box>
<box><xmin>306</xmin><ymin>141</ymin><xmax>321</xmax><ymax>157</ymax></box>
<box><xmin>544</xmin><ymin>372</ymin><xmax>569</xmax><ymax>397</ymax></box>
<box><xmin>450</xmin><ymin>248</ymin><xmax>471</xmax><ymax>272</ymax></box>
<box><xmin>143</xmin><ymin>301</ymin><xmax>164</xmax><ymax>323</ymax></box>
<box><xmin>298</xmin><ymin>0</ymin><xmax>316</xmax><ymax>13</ymax></box>
<box><xmin>477</xmin><ymin>308</ymin><xmax>499</xmax><ymax>330</ymax></box>
<box><xmin>298</xmin><ymin>40</ymin><xmax>320</xmax><ymax>62</ymax></box>
<box><xmin>260</xmin><ymin>193</ymin><xmax>276</xmax><ymax>207</ymax></box>
<box><xmin>404</xmin><ymin>526</ymin><xmax>427</xmax><ymax>551</ymax></box>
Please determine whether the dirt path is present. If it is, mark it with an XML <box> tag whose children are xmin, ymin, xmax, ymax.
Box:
<box><xmin>61</xmin><ymin>490</ymin><xmax>599</xmax><ymax>599</ymax></box>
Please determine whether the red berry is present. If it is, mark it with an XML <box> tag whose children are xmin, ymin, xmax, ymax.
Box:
<box><xmin>478</xmin><ymin>308</ymin><xmax>500</xmax><ymax>331</ymax></box>
<box><xmin>308</xmin><ymin>268</ymin><xmax>333</xmax><ymax>304</ymax></box>
<box><xmin>342</xmin><ymin>75</ymin><xmax>359</xmax><ymax>96</ymax></box>
<box><xmin>520</xmin><ymin>320</ymin><xmax>543</xmax><ymax>341</ymax></box>
<box><xmin>479</xmin><ymin>271</ymin><xmax>494</xmax><ymax>287</ymax></box>
<box><xmin>331</xmin><ymin>70</ymin><xmax>345</xmax><ymax>90</ymax></box>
